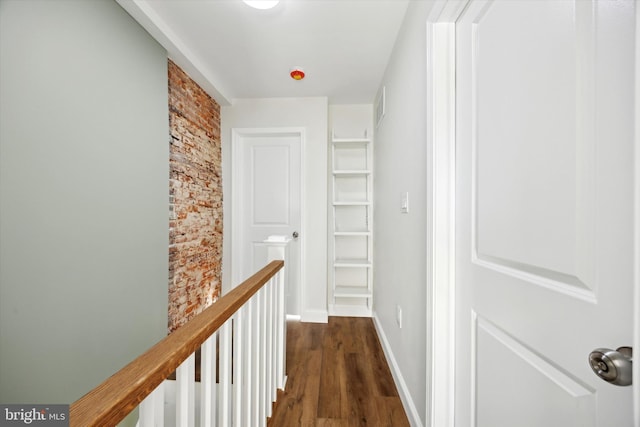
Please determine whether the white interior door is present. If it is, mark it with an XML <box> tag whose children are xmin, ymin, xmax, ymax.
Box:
<box><xmin>455</xmin><ymin>1</ymin><xmax>635</xmax><ymax>426</ymax></box>
<box><xmin>233</xmin><ymin>130</ymin><xmax>302</xmax><ymax>317</ymax></box>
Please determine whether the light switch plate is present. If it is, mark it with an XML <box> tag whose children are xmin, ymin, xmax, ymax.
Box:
<box><xmin>401</xmin><ymin>192</ymin><xmax>409</xmax><ymax>214</ymax></box>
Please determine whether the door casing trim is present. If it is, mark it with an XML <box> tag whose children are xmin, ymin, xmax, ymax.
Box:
<box><xmin>426</xmin><ymin>2</ymin><xmax>467</xmax><ymax>425</ymax></box>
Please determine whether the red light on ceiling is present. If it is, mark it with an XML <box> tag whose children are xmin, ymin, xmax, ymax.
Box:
<box><xmin>290</xmin><ymin>68</ymin><xmax>305</xmax><ymax>80</ymax></box>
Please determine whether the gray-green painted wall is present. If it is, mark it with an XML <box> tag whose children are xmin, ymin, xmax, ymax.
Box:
<box><xmin>0</xmin><ymin>0</ymin><xmax>169</xmax><ymax>404</ymax></box>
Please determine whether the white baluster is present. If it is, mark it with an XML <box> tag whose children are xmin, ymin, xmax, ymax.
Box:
<box><xmin>219</xmin><ymin>320</ymin><xmax>232</xmax><ymax>426</ymax></box>
<box><xmin>233</xmin><ymin>308</ymin><xmax>244</xmax><ymax>426</ymax></box>
<box><xmin>260</xmin><ymin>287</ymin><xmax>268</xmax><ymax>427</ymax></box>
<box><xmin>266</xmin><ymin>277</ymin><xmax>274</xmax><ymax>416</ymax></box>
<box><xmin>200</xmin><ymin>333</ymin><xmax>217</xmax><ymax>427</ymax></box>
<box><xmin>277</xmin><ymin>269</ymin><xmax>286</xmax><ymax>390</ymax></box>
<box><xmin>271</xmin><ymin>275</ymin><xmax>278</xmax><ymax>402</ymax></box>
<box><xmin>252</xmin><ymin>291</ymin><xmax>261</xmax><ymax>427</ymax></box>
<box><xmin>244</xmin><ymin>297</ymin><xmax>254</xmax><ymax>426</ymax></box>
<box><xmin>176</xmin><ymin>353</ymin><xmax>195</xmax><ymax>427</ymax></box>
<box><xmin>138</xmin><ymin>380</ymin><xmax>165</xmax><ymax>427</ymax></box>
<box><xmin>273</xmin><ymin>275</ymin><xmax>279</xmax><ymax>398</ymax></box>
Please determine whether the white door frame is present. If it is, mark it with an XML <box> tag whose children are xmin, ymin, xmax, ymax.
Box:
<box><xmin>230</xmin><ymin>127</ymin><xmax>305</xmax><ymax>316</ymax></box>
<box><xmin>634</xmin><ymin>2</ymin><xmax>640</xmax><ymax>423</ymax></box>
<box><xmin>426</xmin><ymin>2</ymin><xmax>466</xmax><ymax>426</ymax></box>
<box><xmin>427</xmin><ymin>1</ymin><xmax>640</xmax><ymax>426</ymax></box>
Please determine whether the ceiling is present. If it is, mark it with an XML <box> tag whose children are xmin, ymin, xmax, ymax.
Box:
<box><xmin>116</xmin><ymin>0</ymin><xmax>410</xmax><ymax>105</ymax></box>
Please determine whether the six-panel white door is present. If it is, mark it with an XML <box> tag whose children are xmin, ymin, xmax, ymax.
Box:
<box><xmin>455</xmin><ymin>1</ymin><xmax>635</xmax><ymax>425</ymax></box>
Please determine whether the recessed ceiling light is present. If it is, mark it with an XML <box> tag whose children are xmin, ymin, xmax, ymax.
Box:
<box><xmin>243</xmin><ymin>0</ymin><xmax>280</xmax><ymax>10</ymax></box>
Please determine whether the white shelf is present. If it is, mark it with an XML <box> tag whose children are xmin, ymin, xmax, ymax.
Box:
<box><xmin>329</xmin><ymin>125</ymin><xmax>373</xmax><ymax>317</ymax></box>
<box><xmin>331</xmin><ymin>137</ymin><xmax>372</xmax><ymax>144</ymax></box>
<box><xmin>334</xmin><ymin>286</ymin><xmax>373</xmax><ymax>298</ymax></box>
<box><xmin>333</xmin><ymin>201</ymin><xmax>371</xmax><ymax>206</ymax></box>
<box><xmin>334</xmin><ymin>258</ymin><xmax>372</xmax><ymax>267</ymax></box>
<box><xmin>332</xmin><ymin>170</ymin><xmax>372</xmax><ymax>176</ymax></box>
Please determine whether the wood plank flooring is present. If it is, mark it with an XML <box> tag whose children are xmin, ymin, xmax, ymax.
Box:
<box><xmin>268</xmin><ymin>317</ymin><xmax>410</xmax><ymax>427</ymax></box>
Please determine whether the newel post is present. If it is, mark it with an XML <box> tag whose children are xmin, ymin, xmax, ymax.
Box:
<box><xmin>263</xmin><ymin>236</ymin><xmax>290</xmax><ymax>391</ymax></box>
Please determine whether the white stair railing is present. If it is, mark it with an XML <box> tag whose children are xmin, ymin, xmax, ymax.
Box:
<box><xmin>70</xmin><ymin>258</ymin><xmax>286</xmax><ymax>427</ymax></box>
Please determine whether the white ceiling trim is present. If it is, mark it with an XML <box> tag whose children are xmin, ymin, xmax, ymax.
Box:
<box><xmin>116</xmin><ymin>0</ymin><xmax>232</xmax><ymax>105</ymax></box>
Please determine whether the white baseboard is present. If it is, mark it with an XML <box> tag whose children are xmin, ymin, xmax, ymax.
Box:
<box><xmin>301</xmin><ymin>309</ymin><xmax>328</xmax><ymax>323</ymax></box>
<box><xmin>329</xmin><ymin>304</ymin><xmax>372</xmax><ymax>317</ymax></box>
<box><xmin>372</xmin><ymin>312</ymin><xmax>424</xmax><ymax>427</ymax></box>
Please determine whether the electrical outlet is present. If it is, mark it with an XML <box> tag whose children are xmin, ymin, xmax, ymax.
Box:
<box><xmin>396</xmin><ymin>305</ymin><xmax>403</xmax><ymax>329</ymax></box>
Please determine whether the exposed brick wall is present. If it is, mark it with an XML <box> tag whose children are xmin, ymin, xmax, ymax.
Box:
<box><xmin>168</xmin><ymin>60</ymin><xmax>222</xmax><ymax>332</ymax></box>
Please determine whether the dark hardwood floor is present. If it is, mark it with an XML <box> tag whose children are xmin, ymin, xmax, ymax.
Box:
<box><xmin>268</xmin><ymin>317</ymin><xmax>410</xmax><ymax>427</ymax></box>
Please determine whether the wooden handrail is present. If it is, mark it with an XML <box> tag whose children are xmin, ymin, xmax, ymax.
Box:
<box><xmin>70</xmin><ymin>260</ymin><xmax>284</xmax><ymax>427</ymax></box>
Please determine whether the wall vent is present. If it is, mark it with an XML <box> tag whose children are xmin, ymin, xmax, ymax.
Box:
<box><xmin>375</xmin><ymin>86</ymin><xmax>386</xmax><ymax>128</ymax></box>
